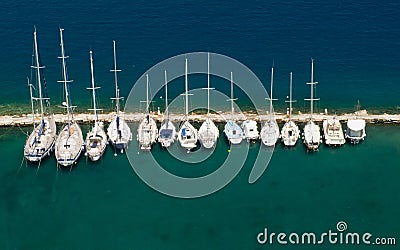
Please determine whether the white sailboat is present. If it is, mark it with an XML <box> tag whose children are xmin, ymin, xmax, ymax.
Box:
<box><xmin>303</xmin><ymin>59</ymin><xmax>321</xmax><ymax>151</ymax></box>
<box><xmin>24</xmin><ymin>28</ymin><xmax>57</xmax><ymax>162</ymax></box>
<box><xmin>137</xmin><ymin>74</ymin><xmax>158</xmax><ymax>150</ymax></box>
<box><xmin>223</xmin><ymin>72</ymin><xmax>243</xmax><ymax>144</ymax></box>
<box><xmin>55</xmin><ymin>28</ymin><xmax>84</xmax><ymax>167</ymax></box>
<box><xmin>345</xmin><ymin>100</ymin><xmax>366</xmax><ymax>144</ymax></box>
<box><xmin>158</xmin><ymin>70</ymin><xmax>176</xmax><ymax>148</ymax></box>
<box><xmin>198</xmin><ymin>53</ymin><xmax>219</xmax><ymax>149</ymax></box>
<box><xmin>85</xmin><ymin>50</ymin><xmax>107</xmax><ymax>161</ymax></box>
<box><xmin>281</xmin><ymin>72</ymin><xmax>300</xmax><ymax>146</ymax></box>
<box><xmin>323</xmin><ymin>115</ymin><xmax>345</xmax><ymax>146</ymax></box>
<box><xmin>242</xmin><ymin>120</ymin><xmax>259</xmax><ymax>142</ymax></box>
<box><xmin>178</xmin><ymin>58</ymin><xmax>198</xmax><ymax>151</ymax></box>
<box><xmin>107</xmin><ymin>40</ymin><xmax>132</xmax><ymax>154</ymax></box>
<box><xmin>260</xmin><ymin>66</ymin><xmax>280</xmax><ymax>146</ymax></box>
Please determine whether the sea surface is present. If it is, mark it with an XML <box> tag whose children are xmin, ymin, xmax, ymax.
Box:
<box><xmin>0</xmin><ymin>0</ymin><xmax>400</xmax><ymax>249</ymax></box>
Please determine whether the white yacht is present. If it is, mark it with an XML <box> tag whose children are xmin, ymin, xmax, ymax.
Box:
<box><xmin>85</xmin><ymin>51</ymin><xmax>107</xmax><ymax>161</ymax></box>
<box><xmin>260</xmin><ymin>66</ymin><xmax>280</xmax><ymax>146</ymax></box>
<box><xmin>346</xmin><ymin>120</ymin><xmax>366</xmax><ymax>143</ymax></box>
<box><xmin>281</xmin><ymin>72</ymin><xmax>300</xmax><ymax>146</ymax></box>
<box><xmin>242</xmin><ymin>120</ymin><xmax>259</xmax><ymax>142</ymax></box>
<box><xmin>158</xmin><ymin>70</ymin><xmax>176</xmax><ymax>148</ymax></box>
<box><xmin>24</xmin><ymin>28</ymin><xmax>57</xmax><ymax>162</ymax></box>
<box><xmin>323</xmin><ymin>116</ymin><xmax>345</xmax><ymax>146</ymax></box>
<box><xmin>107</xmin><ymin>41</ymin><xmax>132</xmax><ymax>153</ymax></box>
<box><xmin>178</xmin><ymin>58</ymin><xmax>198</xmax><ymax>151</ymax></box>
<box><xmin>345</xmin><ymin>102</ymin><xmax>366</xmax><ymax>143</ymax></box>
<box><xmin>303</xmin><ymin>59</ymin><xmax>321</xmax><ymax>151</ymax></box>
<box><xmin>198</xmin><ymin>53</ymin><xmax>219</xmax><ymax>149</ymax></box>
<box><xmin>223</xmin><ymin>72</ymin><xmax>243</xmax><ymax>144</ymax></box>
<box><xmin>55</xmin><ymin>28</ymin><xmax>84</xmax><ymax>167</ymax></box>
<box><xmin>137</xmin><ymin>74</ymin><xmax>158</xmax><ymax>150</ymax></box>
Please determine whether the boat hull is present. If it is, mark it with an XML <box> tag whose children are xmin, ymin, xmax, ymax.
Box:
<box><xmin>323</xmin><ymin>119</ymin><xmax>345</xmax><ymax>146</ymax></box>
<box><xmin>56</xmin><ymin>151</ymin><xmax>82</xmax><ymax>167</ymax></box>
<box><xmin>85</xmin><ymin>122</ymin><xmax>107</xmax><ymax>161</ymax></box>
<box><xmin>137</xmin><ymin>116</ymin><xmax>158</xmax><ymax>151</ymax></box>
<box><xmin>107</xmin><ymin>116</ymin><xmax>132</xmax><ymax>152</ymax></box>
<box><xmin>114</xmin><ymin>142</ymin><xmax>129</xmax><ymax>150</ymax></box>
<box><xmin>199</xmin><ymin>118</ymin><xmax>219</xmax><ymax>149</ymax></box>
<box><xmin>158</xmin><ymin>121</ymin><xmax>176</xmax><ymax>148</ymax></box>
<box><xmin>55</xmin><ymin>122</ymin><xmax>84</xmax><ymax>167</ymax></box>
<box><xmin>345</xmin><ymin>119</ymin><xmax>366</xmax><ymax>144</ymax></box>
<box><xmin>24</xmin><ymin>117</ymin><xmax>57</xmax><ymax>162</ymax></box>
<box><xmin>260</xmin><ymin>121</ymin><xmax>280</xmax><ymax>146</ymax></box>
<box><xmin>281</xmin><ymin>120</ymin><xmax>300</xmax><ymax>147</ymax></box>
<box><xmin>224</xmin><ymin>120</ymin><xmax>243</xmax><ymax>144</ymax></box>
<box><xmin>303</xmin><ymin>121</ymin><xmax>321</xmax><ymax>151</ymax></box>
<box><xmin>178</xmin><ymin>121</ymin><xmax>198</xmax><ymax>150</ymax></box>
<box><xmin>24</xmin><ymin>142</ymin><xmax>54</xmax><ymax>162</ymax></box>
<box><xmin>241</xmin><ymin>120</ymin><xmax>259</xmax><ymax>142</ymax></box>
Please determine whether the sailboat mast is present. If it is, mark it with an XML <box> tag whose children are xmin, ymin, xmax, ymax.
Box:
<box><xmin>310</xmin><ymin>59</ymin><xmax>314</xmax><ymax>120</ymax></box>
<box><xmin>33</xmin><ymin>29</ymin><xmax>44</xmax><ymax>121</ymax></box>
<box><xmin>146</xmin><ymin>74</ymin><xmax>149</xmax><ymax>114</ymax></box>
<box><xmin>305</xmin><ymin>59</ymin><xmax>318</xmax><ymax>121</ymax></box>
<box><xmin>269</xmin><ymin>67</ymin><xmax>274</xmax><ymax>120</ymax></box>
<box><xmin>207</xmin><ymin>52</ymin><xmax>210</xmax><ymax>116</ymax></box>
<box><xmin>164</xmin><ymin>70</ymin><xmax>169</xmax><ymax>121</ymax></box>
<box><xmin>230</xmin><ymin>72</ymin><xmax>234</xmax><ymax>118</ymax></box>
<box><xmin>111</xmin><ymin>40</ymin><xmax>121</xmax><ymax>117</ymax></box>
<box><xmin>58</xmin><ymin>28</ymin><xmax>71</xmax><ymax>130</ymax></box>
<box><xmin>289</xmin><ymin>72</ymin><xmax>293</xmax><ymax>121</ymax></box>
<box><xmin>89</xmin><ymin>50</ymin><xmax>98</xmax><ymax>122</ymax></box>
<box><xmin>27</xmin><ymin>78</ymin><xmax>35</xmax><ymax>125</ymax></box>
<box><xmin>185</xmin><ymin>58</ymin><xmax>189</xmax><ymax>119</ymax></box>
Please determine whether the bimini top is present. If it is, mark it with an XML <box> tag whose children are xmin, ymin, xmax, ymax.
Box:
<box><xmin>347</xmin><ymin>119</ymin><xmax>366</xmax><ymax>131</ymax></box>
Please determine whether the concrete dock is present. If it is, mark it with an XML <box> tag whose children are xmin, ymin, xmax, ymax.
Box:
<box><xmin>1</xmin><ymin>110</ymin><xmax>400</xmax><ymax>127</ymax></box>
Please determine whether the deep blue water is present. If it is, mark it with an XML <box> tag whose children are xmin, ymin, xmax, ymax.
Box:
<box><xmin>0</xmin><ymin>0</ymin><xmax>399</xmax><ymax>114</ymax></box>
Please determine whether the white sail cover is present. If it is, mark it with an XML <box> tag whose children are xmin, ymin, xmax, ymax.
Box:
<box><xmin>347</xmin><ymin>119</ymin><xmax>366</xmax><ymax>131</ymax></box>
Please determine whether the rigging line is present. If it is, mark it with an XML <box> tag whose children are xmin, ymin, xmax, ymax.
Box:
<box><xmin>67</xmin><ymin>83</ymin><xmax>73</xmax><ymax>114</ymax></box>
<box><xmin>113</xmin><ymin>144</ymin><xmax>117</xmax><ymax>157</ymax></box>
<box><xmin>30</xmin><ymin>39</ymin><xmax>35</xmax><ymax>83</ymax></box>
<box><xmin>17</xmin><ymin>155</ymin><xmax>25</xmax><ymax>175</ymax></box>
<box><xmin>42</xmin><ymin>74</ymin><xmax>51</xmax><ymax>109</ymax></box>
<box><xmin>60</xmin><ymin>61</ymin><xmax>65</xmax><ymax>112</ymax></box>
<box><xmin>36</xmin><ymin>158</ymin><xmax>41</xmax><ymax>175</ymax></box>
<box><xmin>16</xmin><ymin>123</ymin><xmax>29</xmax><ymax>137</ymax></box>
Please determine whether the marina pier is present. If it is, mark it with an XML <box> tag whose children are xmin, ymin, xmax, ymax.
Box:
<box><xmin>1</xmin><ymin>110</ymin><xmax>400</xmax><ymax>127</ymax></box>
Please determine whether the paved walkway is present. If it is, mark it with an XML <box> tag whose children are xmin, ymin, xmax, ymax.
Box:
<box><xmin>1</xmin><ymin>110</ymin><xmax>400</xmax><ymax>126</ymax></box>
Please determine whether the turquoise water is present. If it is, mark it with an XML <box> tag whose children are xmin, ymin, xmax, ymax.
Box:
<box><xmin>1</xmin><ymin>0</ymin><xmax>400</xmax><ymax>249</ymax></box>
<box><xmin>1</xmin><ymin>125</ymin><xmax>399</xmax><ymax>249</ymax></box>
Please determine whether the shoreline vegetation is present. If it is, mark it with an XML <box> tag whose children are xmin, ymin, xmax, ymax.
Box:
<box><xmin>2</xmin><ymin>109</ymin><xmax>400</xmax><ymax>127</ymax></box>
